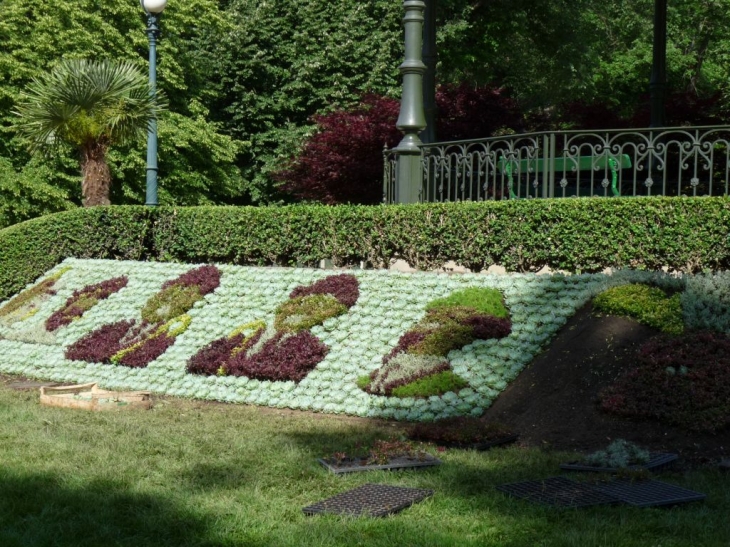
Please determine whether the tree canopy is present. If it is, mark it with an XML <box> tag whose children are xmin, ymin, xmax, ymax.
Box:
<box><xmin>1</xmin><ymin>0</ymin><xmax>729</xmax><ymax>223</ymax></box>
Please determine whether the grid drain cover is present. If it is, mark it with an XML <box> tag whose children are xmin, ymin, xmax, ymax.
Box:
<box><xmin>559</xmin><ymin>453</ymin><xmax>678</xmax><ymax>473</ymax></box>
<box><xmin>592</xmin><ymin>479</ymin><xmax>706</xmax><ymax>507</ymax></box>
<box><xmin>496</xmin><ymin>476</ymin><xmax>619</xmax><ymax>508</ymax></box>
<box><xmin>303</xmin><ymin>483</ymin><xmax>433</xmax><ymax>517</ymax></box>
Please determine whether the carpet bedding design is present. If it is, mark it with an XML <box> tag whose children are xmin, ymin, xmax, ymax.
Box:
<box><xmin>0</xmin><ymin>258</ymin><xmax>684</xmax><ymax>421</ymax></box>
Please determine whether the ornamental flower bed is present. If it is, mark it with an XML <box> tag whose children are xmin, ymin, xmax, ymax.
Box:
<box><xmin>0</xmin><ymin>258</ymin><xmax>711</xmax><ymax>421</ymax></box>
<box><xmin>45</xmin><ymin>276</ymin><xmax>128</xmax><ymax>332</ymax></box>
<box><xmin>599</xmin><ymin>330</ymin><xmax>730</xmax><ymax>432</ymax></box>
<box><xmin>187</xmin><ymin>274</ymin><xmax>358</xmax><ymax>382</ymax></box>
<box><xmin>360</xmin><ymin>288</ymin><xmax>511</xmax><ymax>398</ymax></box>
<box><xmin>65</xmin><ymin>265</ymin><xmax>220</xmax><ymax>368</ymax></box>
<box><xmin>0</xmin><ymin>266</ymin><xmax>70</xmax><ymax>327</ymax></box>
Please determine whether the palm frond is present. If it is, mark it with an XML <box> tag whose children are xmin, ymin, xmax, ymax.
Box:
<box><xmin>14</xmin><ymin>59</ymin><xmax>167</xmax><ymax>154</ymax></box>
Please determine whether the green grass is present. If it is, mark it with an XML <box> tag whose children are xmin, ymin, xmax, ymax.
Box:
<box><xmin>1</xmin><ymin>381</ymin><xmax>728</xmax><ymax>547</ymax></box>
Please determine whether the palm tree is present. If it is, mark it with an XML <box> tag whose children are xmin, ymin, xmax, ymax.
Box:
<box><xmin>14</xmin><ymin>59</ymin><xmax>166</xmax><ymax>207</ymax></box>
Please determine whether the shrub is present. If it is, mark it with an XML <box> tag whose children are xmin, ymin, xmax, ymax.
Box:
<box><xmin>599</xmin><ymin>330</ymin><xmax>730</xmax><ymax>432</ymax></box>
<box><xmin>593</xmin><ymin>283</ymin><xmax>684</xmax><ymax>334</ymax></box>
<box><xmin>275</xmin><ymin>84</ymin><xmax>523</xmax><ymax>205</ymax></box>
<box><xmin>2</xmin><ymin>199</ymin><xmax>730</xmax><ymax>304</ymax></box>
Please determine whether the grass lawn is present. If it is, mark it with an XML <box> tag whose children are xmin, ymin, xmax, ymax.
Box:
<box><xmin>1</xmin><ymin>384</ymin><xmax>728</xmax><ymax>547</ymax></box>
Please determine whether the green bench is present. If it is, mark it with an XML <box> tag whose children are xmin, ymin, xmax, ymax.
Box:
<box><xmin>497</xmin><ymin>154</ymin><xmax>632</xmax><ymax>198</ymax></box>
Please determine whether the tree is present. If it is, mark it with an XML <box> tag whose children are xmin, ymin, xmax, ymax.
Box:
<box><xmin>14</xmin><ymin>59</ymin><xmax>166</xmax><ymax>206</ymax></box>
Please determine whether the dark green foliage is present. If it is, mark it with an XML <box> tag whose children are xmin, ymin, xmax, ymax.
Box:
<box><xmin>2</xmin><ymin>198</ymin><xmax>730</xmax><ymax>303</ymax></box>
<box><xmin>593</xmin><ymin>284</ymin><xmax>684</xmax><ymax>334</ymax></box>
<box><xmin>390</xmin><ymin>370</ymin><xmax>469</xmax><ymax>398</ymax></box>
<box><xmin>426</xmin><ymin>288</ymin><xmax>509</xmax><ymax>318</ymax></box>
<box><xmin>409</xmin><ymin>323</ymin><xmax>476</xmax><ymax>357</ymax></box>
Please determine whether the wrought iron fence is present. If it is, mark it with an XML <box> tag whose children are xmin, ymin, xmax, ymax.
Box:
<box><xmin>384</xmin><ymin>126</ymin><xmax>730</xmax><ymax>203</ymax></box>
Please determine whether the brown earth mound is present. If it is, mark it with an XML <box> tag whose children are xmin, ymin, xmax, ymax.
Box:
<box><xmin>481</xmin><ymin>302</ymin><xmax>730</xmax><ymax>462</ymax></box>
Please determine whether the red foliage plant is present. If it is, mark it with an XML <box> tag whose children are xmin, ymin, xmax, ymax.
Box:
<box><xmin>289</xmin><ymin>273</ymin><xmax>359</xmax><ymax>308</ymax></box>
<box><xmin>65</xmin><ymin>265</ymin><xmax>221</xmax><ymax>368</ymax></box>
<box><xmin>275</xmin><ymin>84</ymin><xmax>523</xmax><ymax>205</ymax></box>
<box><xmin>45</xmin><ymin>276</ymin><xmax>128</xmax><ymax>332</ymax></box>
<box><xmin>599</xmin><ymin>330</ymin><xmax>730</xmax><ymax>432</ymax></box>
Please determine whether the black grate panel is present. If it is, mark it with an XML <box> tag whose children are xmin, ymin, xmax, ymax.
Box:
<box><xmin>559</xmin><ymin>453</ymin><xmax>678</xmax><ymax>473</ymax></box>
<box><xmin>303</xmin><ymin>483</ymin><xmax>433</xmax><ymax>517</ymax></box>
<box><xmin>496</xmin><ymin>476</ymin><xmax>619</xmax><ymax>508</ymax></box>
<box><xmin>592</xmin><ymin>479</ymin><xmax>706</xmax><ymax>507</ymax></box>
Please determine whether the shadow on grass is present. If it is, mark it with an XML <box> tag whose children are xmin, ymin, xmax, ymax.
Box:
<box><xmin>0</xmin><ymin>470</ymin><xmax>260</xmax><ymax>547</ymax></box>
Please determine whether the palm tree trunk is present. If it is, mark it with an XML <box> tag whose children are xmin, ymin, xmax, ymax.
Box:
<box><xmin>80</xmin><ymin>142</ymin><xmax>112</xmax><ymax>207</ymax></box>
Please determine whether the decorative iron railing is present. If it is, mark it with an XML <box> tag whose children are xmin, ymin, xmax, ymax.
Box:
<box><xmin>384</xmin><ymin>126</ymin><xmax>730</xmax><ymax>203</ymax></box>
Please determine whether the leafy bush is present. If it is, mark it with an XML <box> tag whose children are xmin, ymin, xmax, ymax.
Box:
<box><xmin>593</xmin><ymin>283</ymin><xmax>684</xmax><ymax>334</ymax></box>
<box><xmin>599</xmin><ymin>330</ymin><xmax>730</xmax><ymax>432</ymax></box>
<box><xmin>275</xmin><ymin>85</ymin><xmax>523</xmax><ymax>204</ymax></box>
<box><xmin>2</xmin><ymin>199</ymin><xmax>730</xmax><ymax>303</ymax></box>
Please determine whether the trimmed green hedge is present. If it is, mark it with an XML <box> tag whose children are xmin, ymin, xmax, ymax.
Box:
<box><xmin>2</xmin><ymin>198</ymin><xmax>729</xmax><ymax>301</ymax></box>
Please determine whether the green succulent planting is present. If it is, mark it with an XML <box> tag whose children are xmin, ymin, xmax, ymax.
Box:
<box><xmin>141</xmin><ymin>284</ymin><xmax>203</xmax><ymax>324</ymax></box>
<box><xmin>426</xmin><ymin>288</ymin><xmax>509</xmax><ymax>318</ymax></box>
<box><xmin>274</xmin><ymin>294</ymin><xmax>347</xmax><ymax>333</ymax></box>
<box><xmin>390</xmin><ymin>370</ymin><xmax>469</xmax><ymax>398</ymax></box>
<box><xmin>593</xmin><ymin>284</ymin><xmax>684</xmax><ymax>334</ymax></box>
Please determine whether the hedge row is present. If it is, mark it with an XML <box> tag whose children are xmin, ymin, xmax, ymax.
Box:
<box><xmin>2</xmin><ymin>198</ymin><xmax>729</xmax><ymax>301</ymax></box>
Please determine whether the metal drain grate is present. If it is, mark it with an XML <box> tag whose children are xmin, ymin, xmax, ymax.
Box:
<box><xmin>496</xmin><ymin>476</ymin><xmax>619</xmax><ymax>508</ymax></box>
<box><xmin>591</xmin><ymin>479</ymin><xmax>706</xmax><ymax>507</ymax></box>
<box><xmin>303</xmin><ymin>483</ymin><xmax>433</xmax><ymax>517</ymax></box>
<box><xmin>559</xmin><ymin>453</ymin><xmax>678</xmax><ymax>473</ymax></box>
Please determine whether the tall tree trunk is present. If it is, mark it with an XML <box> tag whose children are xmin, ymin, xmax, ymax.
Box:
<box><xmin>80</xmin><ymin>141</ymin><xmax>111</xmax><ymax>207</ymax></box>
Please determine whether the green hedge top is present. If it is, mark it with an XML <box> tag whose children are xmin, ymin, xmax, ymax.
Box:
<box><xmin>1</xmin><ymin>198</ymin><xmax>729</xmax><ymax>301</ymax></box>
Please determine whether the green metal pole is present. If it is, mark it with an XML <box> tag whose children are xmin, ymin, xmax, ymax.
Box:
<box><xmin>144</xmin><ymin>9</ymin><xmax>161</xmax><ymax>206</ymax></box>
<box><xmin>421</xmin><ymin>0</ymin><xmax>436</xmax><ymax>144</ymax></box>
<box><xmin>650</xmin><ymin>0</ymin><xmax>667</xmax><ymax>128</ymax></box>
<box><xmin>395</xmin><ymin>0</ymin><xmax>427</xmax><ymax>203</ymax></box>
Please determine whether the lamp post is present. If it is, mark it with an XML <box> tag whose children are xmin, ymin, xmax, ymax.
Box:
<box><xmin>141</xmin><ymin>0</ymin><xmax>167</xmax><ymax>206</ymax></box>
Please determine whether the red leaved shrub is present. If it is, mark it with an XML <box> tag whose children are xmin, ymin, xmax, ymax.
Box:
<box><xmin>275</xmin><ymin>84</ymin><xmax>523</xmax><ymax>205</ymax></box>
<box><xmin>65</xmin><ymin>320</ymin><xmax>136</xmax><ymax>363</ymax></box>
